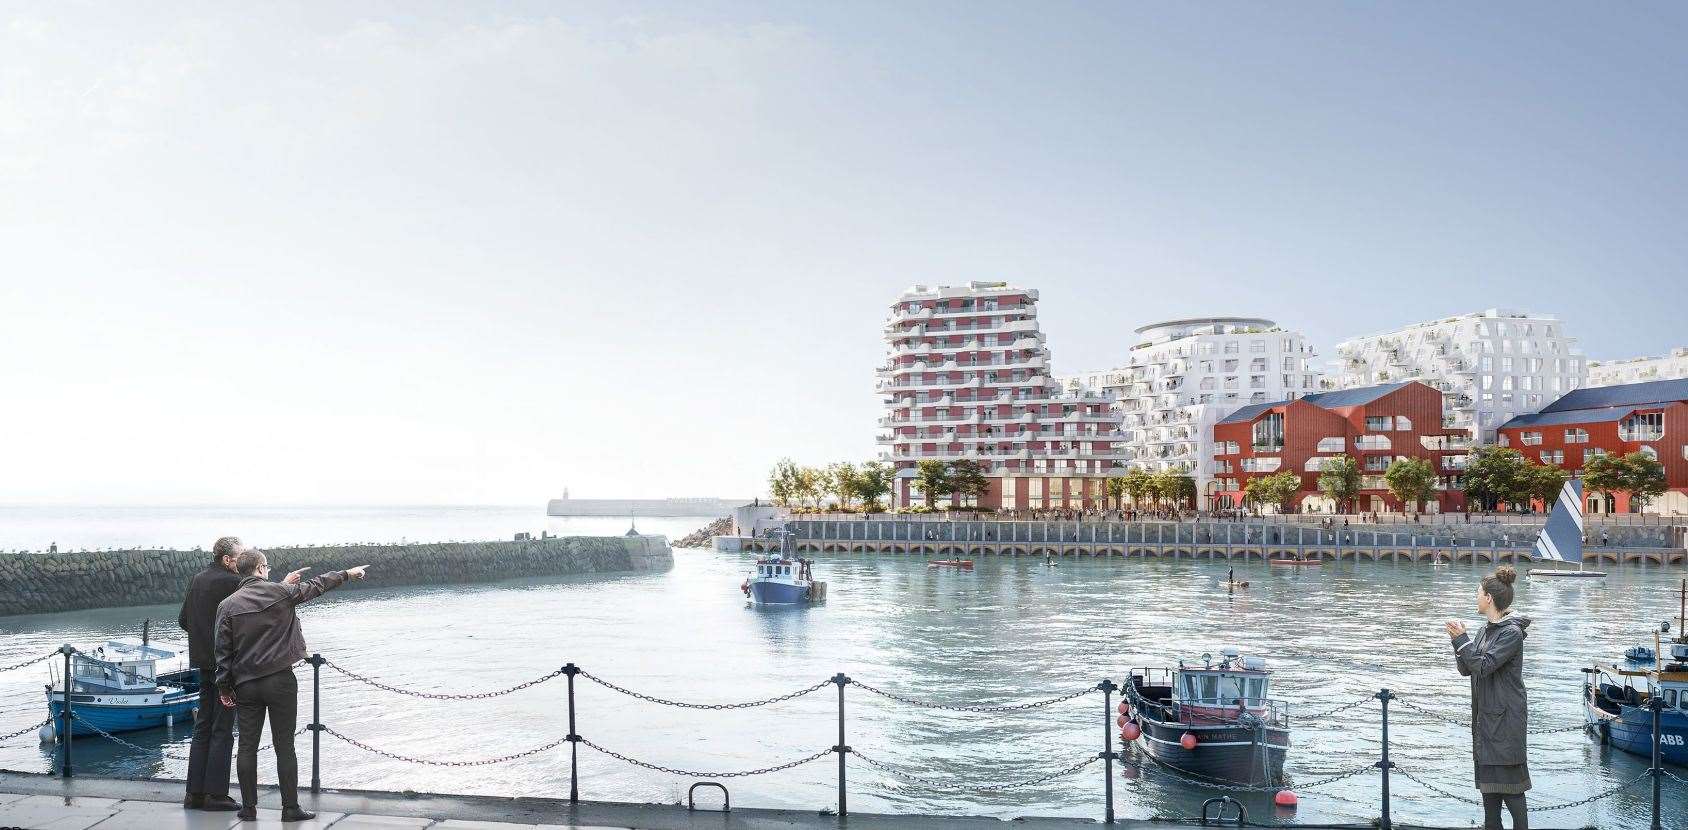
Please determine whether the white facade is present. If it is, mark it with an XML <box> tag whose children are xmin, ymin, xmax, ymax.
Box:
<box><xmin>1330</xmin><ymin>309</ymin><xmax>1585</xmax><ymax>443</ymax></box>
<box><xmin>878</xmin><ymin>282</ymin><xmax>1126</xmax><ymax>510</ymax></box>
<box><xmin>1588</xmin><ymin>347</ymin><xmax>1688</xmax><ymax>387</ymax></box>
<box><xmin>1058</xmin><ymin>317</ymin><xmax>1321</xmax><ymax>508</ymax></box>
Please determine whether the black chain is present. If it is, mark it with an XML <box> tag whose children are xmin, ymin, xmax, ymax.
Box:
<box><xmin>324</xmin><ymin>659</ymin><xmax>566</xmax><ymax>700</ymax></box>
<box><xmin>1391</xmin><ymin>697</ymin><xmax>1588</xmax><ymax>734</ymax></box>
<box><xmin>849</xmin><ymin>679</ymin><xmax>1094</xmax><ymax>712</ymax></box>
<box><xmin>1293</xmin><ymin>696</ymin><xmax>1375</xmax><ymax>721</ymax></box>
<box><xmin>851</xmin><ymin>749</ymin><xmax>1099</xmax><ymax>791</ymax></box>
<box><xmin>1395</xmin><ymin>764</ymin><xmax>1650</xmax><ymax>811</ymax></box>
<box><xmin>0</xmin><ymin>652</ymin><xmax>54</xmax><ymax>674</ymax></box>
<box><xmin>323</xmin><ymin>725</ymin><xmax>567</xmax><ymax>766</ymax></box>
<box><xmin>579</xmin><ymin>736</ymin><xmax>833</xmax><ymax>778</ymax></box>
<box><xmin>579</xmin><ymin>669</ymin><xmax>832</xmax><ymax>709</ymax></box>
<box><xmin>0</xmin><ymin>718</ymin><xmax>52</xmax><ymax>743</ymax></box>
<box><xmin>68</xmin><ymin>712</ymin><xmax>294</xmax><ymax>759</ymax></box>
<box><xmin>1664</xmin><ymin>768</ymin><xmax>1688</xmax><ymax>788</ymax></box>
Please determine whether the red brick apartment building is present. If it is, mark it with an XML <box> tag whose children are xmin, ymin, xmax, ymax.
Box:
<box><xmin>1497</xmin><ymin>379</ymin><xmax>1688</xmax><ymax>514</ymax></box>
<box><xmin>1211</xmin><ymin>382</ymin><xmax>1471</xmax><ymax>513</ymax></box>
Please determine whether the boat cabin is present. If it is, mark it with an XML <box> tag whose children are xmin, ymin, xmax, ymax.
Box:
<box><xmin>752</xmin><ymin>554</ymin><xmax>811</xmax><ymax>583</ymax></box>
<box><xmin>60</xmin><ymin>639</ymin><xmax>181</xmax><ymax>695</ymax></box>
<box><xmin>1174</xmin><ymin>648</ymin><xmax>1272</xmax><ymax>707</ymax></box>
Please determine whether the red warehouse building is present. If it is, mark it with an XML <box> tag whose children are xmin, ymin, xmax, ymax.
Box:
<box><xmin>1211</xmin><ymin>381</ymin><xmax>1471</xmax><ymax>513</ymax></box>
<box><xmin>1497</xmin><ymin>379</ymin><xmax>1688</xmax><ymax>515</ymax></box>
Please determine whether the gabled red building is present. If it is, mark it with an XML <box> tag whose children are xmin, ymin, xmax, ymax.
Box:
<box><xmin>1497</xmin><ymin>379</ymin><xmax>1688</xmax><ymax>514</ymax></box>
<box><xmin>1211</xmin><ymin>381</ymin><xmax>1470</xmax><ymax>513</ymax></box>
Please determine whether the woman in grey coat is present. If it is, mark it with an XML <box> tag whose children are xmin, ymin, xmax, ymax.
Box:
<box><xmin>1445</xmin><ymin>564</ymin><xmax>1531</xmax><ymax>829</ymax></box>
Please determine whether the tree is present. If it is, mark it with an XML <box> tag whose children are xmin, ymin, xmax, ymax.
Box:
<box><xmin>1247</xmin><ymin>470</ymin><xmax>1303</xmax><ymax>513</ymax></box>
<box><xmin>913</xmin><ymin>459</ymin><xmax>952</xmax><ymax>508</ymax></box>
<box><xmin>1384</xmin><ymin>457</ymin><xmax>1437</xmax><ymax>514</ymax></box>
<box><xmin>795</xmin><ymin>465</ymin><xmax>826</xmax><ymax>510</ymax></box>
<box><xmin>1317</xmin><ymin>455</ymin><xmax>1362</xmax><ymax>513</ymax></box>
<box><xmin>853</xmin><ymin>461</ymin><xmax>894</xmax><ymax>513</ymax></box>
<box><xmin>768</xmin><ymin>458</ymin><xmax>801</xmax><ymax>507</ymax></box>
<box><xmin>1461</xmin><ymin>445</ymin><xmax>1531</xmax><ymax>511</ymax></box>
<box><xmin>947</xmin><ymin>460</ymin><xmax>991</xmax><ymax>507</ymax></box>
<box><xmin>1587</xmin><ymin>451</ymin><xmax>1668</xmax><ymax>512</ymax></box>
<box><xmin>1523</xmin><ymin>463</ymin><xmax>1570</xmax><ymax>513</ymax></box>
<box><xmin>1155</xmin><ymin>470</ymin><xmax>1196</xmax><ymax>509</ymax></box>
<box><xmin>826</xmin><ymin>462</ymin><xmax>861</xmax><ymax>511</ymax></box>
<box><xmin>1121</xmin><ymin>469</ymin><xmax>1155</xmax><ymax>506</ymax></box>
<box><xmin>1105</xmin><ymin>476</ymin><xmax>1127</xmax><ymax>508</ymax></box>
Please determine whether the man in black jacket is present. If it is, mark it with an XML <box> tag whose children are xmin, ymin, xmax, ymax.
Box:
<box><xmin>216</xmin><ymin>549</ymin><xmax>366</xmax><ymax>822</ymax></box>
<box><xmin>176</xmin><ymin>537</ymin><xmax>249</xmax><ymax>811</ymax></box>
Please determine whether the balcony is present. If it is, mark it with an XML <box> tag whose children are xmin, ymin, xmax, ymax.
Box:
<box><xmin>1354</xmin><ymin>435</ymin><xmax>1392</xmax><ymax>452</ymax></box>
<box><xmin>1619</xmin><ymin>427</ymin><xmax>1665</xmax><ymax>442</ymax></box>
<box><xmin>1251</xmin><ymin>442</ymin><xmax>1284</xmax><ymax>453</ymax></box>
<box><xmin>1240</xmin><ymin>457</ymin><xmax>1282</xmax><ymax>473</ymax></box>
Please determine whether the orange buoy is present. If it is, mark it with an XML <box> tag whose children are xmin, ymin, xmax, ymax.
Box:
<box><xmin>1118</xmin><ymin>701</ymin><xmax>1128</xmax><ymax>715</ymax></box>
<box><xmin>1120</xmin><ymin>722</ymin><xmax>1141</xmax><ymax>741</ymax></box>
<box><xmin>1117</xmin><ymin>714</ymin><xmax>1127</xmax><ymax>728</ymax></box>
<box><xmin>1274</xmin><ymin>790</ymin><xmax>1299</xmax><ymax>808</ymax></box>
<box><xmin>1179</xmin><ymin>732</ymin><xmax>1198</xmax><ymax>750</ymax></box>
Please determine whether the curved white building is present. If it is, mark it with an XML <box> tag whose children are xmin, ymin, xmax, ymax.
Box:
<box><xmin>1059</xmin><ymin>317</ymin><xmax>1321</xmax><ymax>509</ymax></box>
<box><xmin>1330</xmin><ymin>309</ymin><xmax>1585</xmax><ymax>443</ymax></box>
<box><xmin>877</xmin><ymin>282</ymin><xmax>1126</xmax><ymax>510</ymax></box>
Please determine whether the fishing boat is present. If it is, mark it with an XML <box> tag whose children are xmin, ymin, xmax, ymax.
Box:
<box><xmin>44</xmin><ymin>621</ymin><xmax>199</xmax><ymax>738</ymax></box>
<box><xmin>1528</xmin><ymin>478</ymin><xmax>1606</xmax><ymax>579</ymax></box>
<box><xmin>1122</xmin><ymin>647</ymin><xmax>1289</xmax><ymax>786</ymax></box>
<box><xmin>1582</xmin><ymin>579</ymin><xmax>1688</xmax><ymax>766</ymax></box>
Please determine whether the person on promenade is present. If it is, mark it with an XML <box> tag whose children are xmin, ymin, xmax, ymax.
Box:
<box><xmin>1445</xmin><ymin>565</ymin><xmax>1531</xmax><ymax>829</ymax></box>
<box><xmin>215</xmin><ymin>550</ymin><xmax>367</xmax><ymax>822</ymax></box>
<box><xmin>177</xmin><ymin>536</ymin><xmax>279</xmax><ymax>811</ymax></box>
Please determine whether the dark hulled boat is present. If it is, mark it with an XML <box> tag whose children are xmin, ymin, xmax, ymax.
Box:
<box><xmin>1583</xmin><ymin>579</ymin><xmax>1688</xmax><ymax>765</ymax></box>
<box><xmin>1122</xmin><ymin>647</ymin><xmax>1289</xmax><ymax>786</ymax></box>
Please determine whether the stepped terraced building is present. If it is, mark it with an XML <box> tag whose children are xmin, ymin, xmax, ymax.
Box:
<box><xmin>1211</xmin><ymin>381</ymin><xmax>1473</xmax><ymax>513</ymax></box>
<box><xmin>877</xmin><ymin>282</ymin><xmax>1126</xmax><ymax>510</ymax></box>
<box><xmin>1498</xmin><ymin>378</ymin><xmax>1688</xmax><ymax>515</ymax></box>
<box><xmin>1330</xmin><ymin>309</ymin><xmax>1586</xmax><ymax>444</ymax></box>
<box><xmin>1058</xmin><ymin>317</ymin><xmax>1322</xmax><ymax>509</ymax></box>
<box><xmin>1589</xmin><ymin>347</ymin><xmax>1688</xmax><ymax>387</ymax></box>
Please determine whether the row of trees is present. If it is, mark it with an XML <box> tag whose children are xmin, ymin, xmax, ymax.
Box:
<box><xmin>1241</xmin><ymin>454</ymin><xmax>1438</xmax><ymax>514</ymax></box>
<box><xmin>767</xmin><ymin>459</ymin><xmax>895</xmax><ymax>512</ymax></box>
<box><xmin>1462</xmin><ymin>446</ymin><xmax>1667</xmax><ymax>512</ymax></box>
<box><xmin>1105</xmin><ymin>468</ymin><xmax>1197</xmax><ymax>510</ymax></box>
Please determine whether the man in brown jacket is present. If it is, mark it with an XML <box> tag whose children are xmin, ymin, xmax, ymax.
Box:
<box><xmin>215</xmin><ymin>549</ymin><xmax>366</xmax><ymax>822</ymax></box>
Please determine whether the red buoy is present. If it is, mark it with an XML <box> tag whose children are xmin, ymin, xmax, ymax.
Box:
<box><xmin>1179</xmin><ymin>732</ymin><xmax>1198</xmax><ymax>750</ymax></box>
<box><xmin>1120</xmin><ymin>722</ymin><xmax>1141</xmax><ymax>741</ymax></box>
<box><xmin>1118</xmin><ymin>701</ymin><xmax>1128</xmax><ymax>715</ymax></box>
<box><xmin>1117</xmin><ymin>714</ymin><xmax>1127</xmax><ymax>728</ymax></box>
<box><xmin>1274</xmin><ymin>790</ymin><xmax>1299</xmax><ymax>808</ymax></box>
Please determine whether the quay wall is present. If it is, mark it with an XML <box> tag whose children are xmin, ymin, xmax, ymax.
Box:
<box><xmin>0</xmin><ymin>535</ymin><xmax>673</xmax><ymax>617</ymax></box>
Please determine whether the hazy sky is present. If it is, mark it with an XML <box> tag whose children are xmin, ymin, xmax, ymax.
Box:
<box><xmin>3</xmin><ymin>2</ymin><xmax>1685</xmax><ymax>505</ymax></box>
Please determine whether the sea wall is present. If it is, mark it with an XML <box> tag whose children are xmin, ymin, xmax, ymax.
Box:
<box><xmin>0</xmin><ymin>535</ymin><xmax>672</xmax><ymax>617</ymax></box>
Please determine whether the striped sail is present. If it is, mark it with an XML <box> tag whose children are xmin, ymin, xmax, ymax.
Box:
<box><xmin>1533</xmin><ymin>478</ymin><xmax>1584</xmax><ymax>563</ymax></box>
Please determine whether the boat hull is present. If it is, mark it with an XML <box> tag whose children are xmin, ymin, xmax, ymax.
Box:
<box><xmin>45</xmin><ymin>668</ymin><xmax>201</xmax><ymax>737</ymax></box>
<box><xmin>1130</xmin><ymin>714</ymin><xmax>1289</xmax><ymax>786</ymax></box>
<box><xmin>749</xmin><ymin>580</ymin><xmax>810</xmax><ymax>605</ymax></box>
<box><xmin>1589</xmin><ymin>699</ymin><xmax>1688</xmax><ymax>766</ymax></box>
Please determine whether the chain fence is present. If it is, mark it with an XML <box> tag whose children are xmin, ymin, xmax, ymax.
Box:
<box><xmin>322</xmin><ymin>725</ymin><xmax>568</xmax><ymax>767</ymax></box>
<box><xmin>1393</xmin><ymin>764</ymin><xmax>1654</xmax><ymax>813</ymax></box>
<box><xmin>579</xmin><ymin>669</ymin><xmax>833</xmax><ymax>710</ymax></box>
<box><xmin>0</xmin><ymin>717</ymin><xmax>52</xmax><ymax>744</ymax></box>
<box><xmin>579</xmin><ymin>736</ymin><xmax>834</xmax><ymax>778</ymax></box>
<box><xmin>1390</xmin><ymin>696</ymin><xmax>1588</xmax><ymax>735</ymax></box>
<box><xmin>0</xmin><ymin>652</ymin><xmax>55</xmax><ymax>674</ymax></box>
<box><xmin>323</xmin><ymin>659</ymin><xmax>566</xmax><ymax>700</ymax></box>
<box><xmin>67</xmin><ymin>712</ymin><xmax>294</xmax><ymax>760</ymax></box>
<box><xmin>1290</xmin><ymin>695</ymin><xmax>1375</xmax><ymax>721</ymax></box>
<box><xmin>851</xmin><ymin>749</ymin><xmax>1099</xmax><ymax>792</ymax></box>
<box><xmin>850</xmin><ymin>679</ymin><xmax>1095</xmax><ymax>712</ymax></box>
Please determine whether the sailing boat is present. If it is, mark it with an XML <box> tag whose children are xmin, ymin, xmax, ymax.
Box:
<box><xmin>1528</xmin><ymin>477</ymin><xmax>1607</xmax><ymax>579</ymax></box>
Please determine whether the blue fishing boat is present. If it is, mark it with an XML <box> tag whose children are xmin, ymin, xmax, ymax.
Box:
<box><xmin>739</xmin><ymin>530</ymin><xmax>826</xmax><ymax>605</ymax></box>
<box><xmin>1583</xmin><ymin>579</ymin><xmax>1688</xmax><ymax>766</ymax></box>
<box><xmin>44</xmin><ymin>622</ymin><xmax>199</xmax><ymax>738</ymax></box>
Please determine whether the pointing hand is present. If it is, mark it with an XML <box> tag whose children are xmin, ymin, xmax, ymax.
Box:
<box><xmin>347</xmin><ymin>565</ymin><xmax>369</xmax><ymax>580</ymax></box>
<box><xmin>283</xmin><ymin>567</ymin><xmax>310</xmax><ymax>585</ymax></box>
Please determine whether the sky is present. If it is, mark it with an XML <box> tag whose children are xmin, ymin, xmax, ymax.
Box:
<box><xmin>2</xmin><ymin>1</ymin><xmax>1685</xmax><ymax>505</ymax></box>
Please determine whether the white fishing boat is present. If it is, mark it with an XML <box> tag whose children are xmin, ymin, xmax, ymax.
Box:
<box><xmin>1529</xmin><ymin>478</ymin><xmax>1606</xmax><ymax>579</ymax></box>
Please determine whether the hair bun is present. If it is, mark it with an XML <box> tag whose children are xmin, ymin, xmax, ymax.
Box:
<box><xmin>1493</xmin><ymin>564</ymin><xmax>1516</xmax><ymax>585</ymax></box>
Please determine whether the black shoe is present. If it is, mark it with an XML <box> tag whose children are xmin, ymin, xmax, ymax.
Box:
<box><xmin>184</xmin><ymin>793</ymin><xmax>204</xmax><ymax>809</ymax></box>
<box><xmin>237</xmin><ymin>806</ymin><xmax>257</xmax><ymax>821</ymax></box>
<box><xmin>202</xmin><ymin>795</ymin><xmax>241</xmax><ymax>812</ymax></box>
<box><xmin>280</xmin><ymin>807</ymin><xmax>316</xmax><ymax>822</ymax></box>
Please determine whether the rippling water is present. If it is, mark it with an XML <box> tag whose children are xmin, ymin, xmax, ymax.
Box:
<box><xmin>2</xmin><ymin>546</ymin><xmax>1684</xmax><ymax>827</ymax></box>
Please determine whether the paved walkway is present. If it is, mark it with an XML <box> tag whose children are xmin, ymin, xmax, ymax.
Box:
<box><xmin>0</xmin><ymin>772</ymin><xmax>1186</xmax><ymax>830</ymax></box>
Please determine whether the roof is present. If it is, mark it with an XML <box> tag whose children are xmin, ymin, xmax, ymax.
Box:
<box><xmin>1215</xmin><ymin>382</ymin><xmax>1415</xmax><ymax>426</ymax></box>
<box><xmin>1217</xmin><ymin>400</ymin><xmax>1288</xmax><ymax>425</ymax></box>
<box><xmin>1501</xmin><ymin>407</ymin><xmax>1636</xmax><ymax>430</ymax></box>
<box><xmin>1540</xmin><ymin>378</ymin><xmax>1688</xmax><ymax>413</ymax></box>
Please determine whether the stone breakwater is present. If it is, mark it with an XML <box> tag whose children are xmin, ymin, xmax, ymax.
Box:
<box><xmin>675</xmin><ymin>517</ymin><xmax>733</xmax><ymax>549</ymax></box>
<box><xmin>0</xmin><ymin>535</ymin><xmax>672</xmax><ymax>617</ymax></box>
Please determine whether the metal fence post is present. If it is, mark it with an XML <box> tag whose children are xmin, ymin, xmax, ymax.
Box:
<box><xmin>1377</xmin><ymin>688</ymin><xmax>1394</xmax><ymax>830</ymax></box>
<box><xmin>832</xmin><ymin>672</ymin><xmax>851</xmax><ymax>817</ymax></box>
<box><xmin>1100</xmin><ymin>678</ymin><xmax>1117</xmax><ymax>824</ymax></box>
<box><xmin>1650</xmin><ymin>695</ymin><xmax>1663</xmax><ymax>830</ymax></box>
<box><xmin>59</xmin><ymin>644</ymin><xmax>74</xmax><ymax>778</ymax></box>
<box><xmin>307</xmin><ymin>653</ymin><xmax>325</xmax><ymax>793</ymax></box>
<box><xmin>564</xmin><ymin>663</ymin><xmax>580</xmax><ymax>803</ymax></box>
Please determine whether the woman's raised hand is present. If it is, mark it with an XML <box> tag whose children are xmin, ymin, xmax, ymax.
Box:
<box><xmin>1444</xmin><ymin>620</ymin><xmax>1466</xmax><ymax>638</ymax></box>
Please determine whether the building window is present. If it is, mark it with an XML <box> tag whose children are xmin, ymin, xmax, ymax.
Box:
<box><xmin>1365</xmin><ymin>415</ymin><xmax>1392</xmax><ymax>431</ymax></box>
<box><xmin>1639</xmin><ymin>445</ymin><xmax>1659</xmax><ymax>461</ymax></box>
<box><xmin>1395</xmin><ymin>416</ymin><xmax>1412</xmax><ymax>431</ymax></box>
<box><xmin>1583</xmin><ymin>448</ymin><xmax>1607</xmax><ymax>464</ymax></box>
<box><xmin>1224</xmin><ymin>341</ymin><xmax>1239</xmax><ymax>354</ymax></box>
<box><xmin>1541</xmin><ymin>450</ymin><xmax>1564</xmax><ymax>465</ymax></box>
<box><xmin>1619</xmin><ymin>413</ymin><xmax>1663</xmax><ymax>441</ymax></box>
<box><xmin>1564</xmin><ymin>428</ymin><xmax>1588</xmax><ymax>444</ymax></box>
<box><xmin>1252</xmin><ymin>413</ymin><xmax>1284</xmax><ymax>451</ymax></box>
<box><xmin>1250</xmin><ymin>340</ymin><xmax>1266</xmax><ymax>353</ymax></box>
<box><xmin>1520</xmin><ymin>431</ymin><xmax>1543</xmax><ymax>446</ymax></box>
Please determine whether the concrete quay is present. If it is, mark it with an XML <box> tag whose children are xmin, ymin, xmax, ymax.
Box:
<box><xmin>718</xmin><ymin>519</ymin><xmax>1688</xmax><ymax>567</ymax></box>
<box><xmin>0</xmin><ymin>772</ymin><xmax>1187</xmax><ymax>830</ymax></box>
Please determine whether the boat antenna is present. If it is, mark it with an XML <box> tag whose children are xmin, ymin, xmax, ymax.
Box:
<box><xmin>142</xmin><ymin>618</ymin><xmax>150</xmax><ymax>649</ymax></box>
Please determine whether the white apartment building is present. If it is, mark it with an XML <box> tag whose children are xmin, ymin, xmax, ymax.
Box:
<box><xmin>1589</xmin><ymin>347</ymin><xmax>1688</xmax><ymax>387</ymax></box>
<box><xmin>1330</xmin><ymin>309</ymin><xmax>1585</xmax><ymax>444</ymax></box>
<box><xmin>877</xmin><ymin>282</ymin><xmax>1127</xmax><ymax>510</ymax></box>
<box><xmin>1058</xmin><ymin>317</ymin><xmax>1321</xmax><ymax>509</ymax></box>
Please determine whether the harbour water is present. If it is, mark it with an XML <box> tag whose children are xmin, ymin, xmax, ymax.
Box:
<box><xmin>1</xmin><ymin>511</ymin><xmax>1683</xmax><ymax>827</ymax></box>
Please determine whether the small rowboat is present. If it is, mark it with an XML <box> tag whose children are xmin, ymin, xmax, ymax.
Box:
<box><xmin>1268</xmin><ymin>559</ymin><xmax>1321</xmax><ymax>567</ymax></box>
<box><xmin>928</xmin><ymin>559</ymin><xmax>974</xmax><ymax>569</ymax></box>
